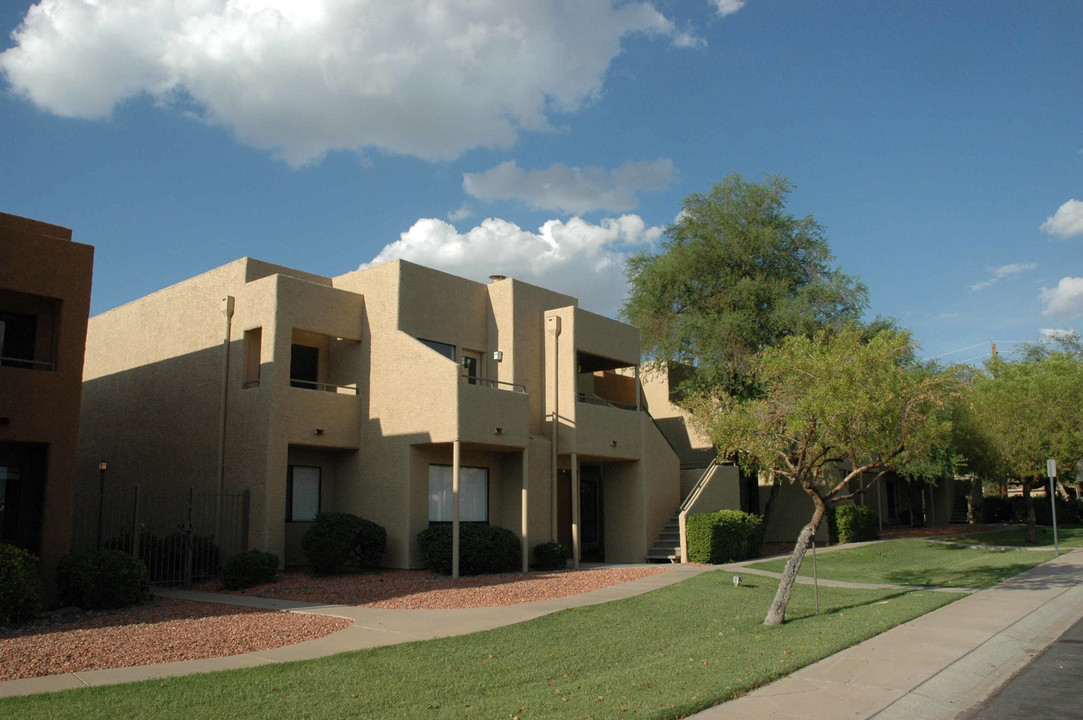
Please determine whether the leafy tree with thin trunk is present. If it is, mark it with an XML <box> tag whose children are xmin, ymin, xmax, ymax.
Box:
<box><xmin>622</xmin><ymin>172</ymin><xmax>867</xmax><ymax>400</ymax></box>
<box><xmin>690</xmin><ymin>327</ymin><xmax>956</xmax><ymax>626</ymax></box>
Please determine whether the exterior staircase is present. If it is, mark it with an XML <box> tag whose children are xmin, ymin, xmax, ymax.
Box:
<box><xmin>647</xmin><ymin>460</ymin><xmax>723</xmax><ymax>563</ymax></box>
<box><xmin>647</xmin><ymin>514</ymin><xmax>682</xmax><ymax>562</ymax></box>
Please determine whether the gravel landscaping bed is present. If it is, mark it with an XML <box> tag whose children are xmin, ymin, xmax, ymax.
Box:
<box><xmin>0</xmin><ymin>598</ymin><xmax>351</xmax><ymax>682</ymax></box>
<box><xmin>200</xmin><ymin>565</ymin><xmax>667</xmax><ymax>609</ymax></box>
<box><xmin>2</xmin><ymin>566</ymin><xmax>667</xmax><ymax>681</ymax></box>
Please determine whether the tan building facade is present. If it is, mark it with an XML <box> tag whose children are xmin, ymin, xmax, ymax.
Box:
<box><xmin>78</xmin><ymin>258</ymin><xmax>680</xmax><ymax>570</ymax></box>
<box><xmin>1</xmin><ymin>212</ymin><xmax>94</xmax><ymax>589</ymax></box>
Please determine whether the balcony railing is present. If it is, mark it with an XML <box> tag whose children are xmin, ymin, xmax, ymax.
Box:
<box><xmin>577</xmin><ymin>393</ymin><xmax>636</xmax><ymax>411</ymax></box>
<box><xmin>289</xmin><ymin>378</ymin><xmax>359</xmax><ymax>395</ymax></box>
<box><xmin>0</xmin><ymin>355</ymin><xmax>56</xmax><ymax>371</ymax></box>
<box><xmin>463</xmin><ymin>375</ymin><xmax>527</xmax><ymax>393</ymax></box>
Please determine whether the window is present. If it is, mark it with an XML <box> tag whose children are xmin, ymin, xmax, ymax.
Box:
<box><xmin>461</xmin><ymin>350</ymin><xmax>482</xmax><ymax>385</ymax></box>
<box><xmin>290</xmin><ymin>344</ymin><xmax>319</xmax><ymax>389</ymax></box>
<box><xmin>243</xmin><ymin>328</ymin><xmax>262</xmax><ymax>388</ymax></box>
<box><xmin>286</xmin><ymin>466</ymin><xmax>320</xmax><ymax>521</ymax></box>
<box><xmin>0</xmin><ymin>313</ymin><xmax>37</xmax><ymax>369</ymax></box>
<box><xmin>419</xmin><ymin>338</ymin><xmax>456</xmax><ymax>361</ymax></box>
<box><xmin>428</xmin><ymin>465</ymin><xmax>488</xmax><ymax>522</ymax></box>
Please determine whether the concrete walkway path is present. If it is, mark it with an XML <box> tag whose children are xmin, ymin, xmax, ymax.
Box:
<box><xmin>0</xmin><ymin>564</ymin><xmax>712</xmax><ymax>698</ymax></box>
<box><xmin>692</xmin><ymin>546</ymin><xmax>1083</xmax><ymax>720</ymax></box>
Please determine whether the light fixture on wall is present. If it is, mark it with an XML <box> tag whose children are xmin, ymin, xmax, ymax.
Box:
<box><xmin>610</xmin><ymin>440</ymin><xmax>618</xmax><ymax>447</ymax></box>
<box><xmin>314</xmin><ymin>428</ymin><xmax>325</xmax><ymax>436</ymax></box>
<box><xmin>494</xmin><ymin>427</ymin><xmax>504</xmax><ymax>435</ymax></box>
<box><xmin>493</xmin><ymin>350</ymin><xmax>503</xmax><ymax>362</ymax></box>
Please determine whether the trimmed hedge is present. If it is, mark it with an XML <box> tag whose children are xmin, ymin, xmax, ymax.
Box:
<box><xmin>417</xmin><ymin>524</ymin><xmax>521</xmax><ymax>576</ymax></box>
<box><xmin>57</xmin><ymin>548</ymin><xmax>151</xmax><ymax>610</ymax></box>
<box><xmin>977</xmin><ymin>495</ymin><xmax>1082</xmax><ymax>526</ymax></box>
<box><xmin>302</xmin><ymin>512</ymin><xmax>387</xmax><ymax>575</ymax></box>
<box><xmin>685</xmin><ymin>510</ymin><xmax>764</xmax><ymax>564</ymax></box>
<box><xmin>532</xmin><ymin>541</ymin><xmax>568</xmax><ymax>570</ymax></box>
<box><xmin>221</xmin><ymin>549</ymin><xmax>279</xmax><ymax>590</ymax></box>
<box><xmin>0</xmin><ymin>544</ymin><xmax>44</xmax><ymax>625</ymax></box>
<box><xmin>835</xmin><ymin>504</ymin><xmax>880</xmax><ymax>544</ymax></box>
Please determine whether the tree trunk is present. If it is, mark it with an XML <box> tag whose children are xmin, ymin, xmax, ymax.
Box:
<box><xmin>764</xmin><ymin>485</ymin><xmax>827</xmax><ymax>626</ymax></box>
<box><xmin>760</xmin><ymin>472</ymin><xmax>782</xmax><ymax>553</ymax></box>
<box><xmin>1021</xmin><ymin>478</ymin><xmax>1036</xmax><ymax>544</ymax></box>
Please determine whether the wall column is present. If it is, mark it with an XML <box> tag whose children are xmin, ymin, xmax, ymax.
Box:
<box><xmin>571</xmin><ymin>452</ymin><xmax>580</xmax><ymax>569</ymax></box>
<box><xmin>521</xmin><ymin>447</ymin><xmax>529</xmax><ymax>572</ymax></box>
<box><xmin>452</xmin><ymin>440</ymin><xmax>461</xmax><ymax>579</ymax></box>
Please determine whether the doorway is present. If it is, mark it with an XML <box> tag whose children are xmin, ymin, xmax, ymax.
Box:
<box><xmin>557</xmin><ymin>464</ymin><xmax>604</xmax><ymax>562</ymax></box>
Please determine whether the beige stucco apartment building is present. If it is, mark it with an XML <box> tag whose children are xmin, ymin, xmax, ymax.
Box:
<box><xmin>1</xmin><ymin>212</ymin><xmax>94</xmax><ymax>589</ymax></box>
<box><xmin>78</xmin><ymin>258</ymin><xmax>681</xmax><ymax>570</ymax></box>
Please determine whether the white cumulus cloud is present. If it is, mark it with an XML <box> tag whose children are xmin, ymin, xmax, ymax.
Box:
<box><xmin>362</xmin><ymin>214</ymin><xmax>664</xmax><ymax>314</ymax></box>
<box><xmin>711</xmin><ymin>0</ymin><xmax>746</xmax><ymax>17</ymax></box>
<box><xmin>1040</xmin><ymin>277</ymin><xmax>1083</xmax><ymax>319</ymax></box>
<box><xmin>462</xmin><ymin>159</ymin><xmax>675</xmax><ymax>214</ymax></box>
<box><xmin>970</xmin><ymin>262</ymin><xmax>1037</xmax><ymax>291</ymax></box>
<box><xmin>1040</xmin><ymin>328</ymin><xmax>1078</xmax><ymax>343</ymax></box>
<box><xmin>1040</xmin><ymin>199</ymin><xmax>1083</xmax><ymax>238</ymax></box>
<box><xmin>0</xmin><ymin>0</ymin><xmax>688</xmax><ymax>165</ymax></box>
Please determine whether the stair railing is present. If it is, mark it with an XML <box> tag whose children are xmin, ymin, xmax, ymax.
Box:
<box><xmin>678</xmin><ymin>459</ymin><xmax>721</xmax><ymax>563</ymax></box>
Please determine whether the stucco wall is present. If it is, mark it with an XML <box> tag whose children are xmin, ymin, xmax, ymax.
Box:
<box><xmin>1</xmin><ymin>212</ymin><xmax>93</xmax><ymax>590</ymax></box>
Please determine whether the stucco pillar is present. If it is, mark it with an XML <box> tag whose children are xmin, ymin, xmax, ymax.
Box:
<box><xmin>452</xmin><ymin>440</ymin><xmax>461</xmax><ymax>579</ymax></box>
<box><xmin>571</xmin><ymin>452</ymin><xmax>580</xmax><ymax>569</ymax></box>
<box><xmin>521</xmin><ymin>446</ymin><xmax>529</xmax><ymax>572</ymax></box>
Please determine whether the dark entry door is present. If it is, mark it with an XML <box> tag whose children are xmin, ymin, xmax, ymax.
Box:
<box><xmin>557</xmin><ymin>466</ymin><xmax>604</xmax><ymax>562</ymax></box>
<box><xmin>579</xmin><ymin>464</ymin><xmax>604</xmax><ymax>562</ymax></box>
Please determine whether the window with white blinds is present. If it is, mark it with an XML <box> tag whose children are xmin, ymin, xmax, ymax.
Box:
<box><xmin>428</xmin><ymin>465</ymin><xmax>488</xmax><ymax>522</ymax></box>
<box><xmin>287</xmin><ymin>466</ymin><xmax>321</xmax><ymax>522</ymax></box>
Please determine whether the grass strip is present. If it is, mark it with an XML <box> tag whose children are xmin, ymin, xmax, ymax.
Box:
<box><xmin>747</xmin><ymin>538</ymin><xmax>1057</xmax><ymax>588</ymax></box>
<box><xmin>940</xmin><ymin>525</ymin><xmax>1083</xmax><ymax>548</ymax></box>
<box><xmin>0</xmin><ymin>571</ymin><xmax>960</xmax><ymax>720</ymax></box>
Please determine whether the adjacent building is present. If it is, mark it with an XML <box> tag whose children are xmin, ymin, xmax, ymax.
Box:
<box><xmin>0</xmin><ymin>212</ymin><xmax>94</xmax><ymax>588</ymax></box>
<box><xmin>77</xmin><ymin>258</ymin><xmax>681</xmax><ymax>570</ymax></box>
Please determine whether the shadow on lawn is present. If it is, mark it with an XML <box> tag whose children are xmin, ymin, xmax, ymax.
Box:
<box><xmin>785</xmin><ymin>589</ymin><xmax>919</xmax><ymax>622</ymax></box>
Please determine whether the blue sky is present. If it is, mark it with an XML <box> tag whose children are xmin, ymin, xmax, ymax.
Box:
<box><xmin>1</xmin><ymin>0</ymin><xmax>1080</xmax><ymax>363</ymax></box>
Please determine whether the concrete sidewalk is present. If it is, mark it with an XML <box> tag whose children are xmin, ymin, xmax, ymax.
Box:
<box><xmin>3</xmin><ymin>547</ymin><xmax>1082</xmax><ymax>720</ymax></box>
<box><xmin>692</xmin><ymin>546</ymin><xmax>1083</xmax><ymax>720</ymax></box>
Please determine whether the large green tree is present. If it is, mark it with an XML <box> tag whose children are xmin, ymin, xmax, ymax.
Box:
<box><xmin>622</xmin><ymin>172</ymin><xmax>868</xmax><ymax>398</ymax></box>
<box><xmin>691</xmin><ymin>327</ymin><xmax>957</xmax><ymax>626</ymax></box>
<box><xmin>966</xmin><ymin>346</ymin><xmax>1083</xmax><ymax>541</ymax></box>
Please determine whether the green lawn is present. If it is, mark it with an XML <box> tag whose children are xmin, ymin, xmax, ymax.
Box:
<box><xmin>1</xmin><ymin>571</ymin><xmax>960</xmax><ymax>720</ymax></box>
<box><xmin>747</xmin><ymin>538</ymin><xmax>1058</xmax><ymax>588</ymax></box>
<box><xmin>940</xmin><ymin>525</ymin><xmax>1083</xmax><ymax>548</ymax></box>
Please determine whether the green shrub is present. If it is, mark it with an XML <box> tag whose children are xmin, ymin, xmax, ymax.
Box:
<box><xmin>417</xmin><ymin>524</ymin><xmax>521</xmax><ymax>576</ymax></box>
<box><xmin>0</xmin><ymin>544</ymin><xmax>44</xmax><ymax>625</ymax></box>
<box><xmin>302</xmin><ymin>512</ymin><xmax>387</xmax><ymax>575</ymax></box>
<box><xmin>221</xmin><ymin>549</ymin><xmax>279</xmax><ymax>590</ymax></box>
<box><xmin>977</xmin><ymin>495</ymin><xmax>1081</xmax><ymax>526</ymax></box>
<box><xmin>978</xmin><ymin>496</ymin><xmax>1015</xmax><ymax>523</ymax></box>
<box><xmin>834</xmin><ymin>504</ymin><xmax>880</xmax><ymax>544</ymax></box>
<box><xmin>57</xmin><ymin>548</ymin><xmax>151</xmax><ymax>610</ymax></box>
<box><xmin>685</xmin><ymin>510</ymin><xmax>764</xmax><ymax>564</ymax></box>
<box><xmin>532</xmin><ymin>541</ymin><xmax>568</xmax><ymax>570</ymax></box>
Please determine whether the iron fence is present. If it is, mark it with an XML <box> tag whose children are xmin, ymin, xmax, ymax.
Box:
<box><xmin>72</xmin><ymin>485</ymin><xmax>249</xmax><ymax>588</ymax></box>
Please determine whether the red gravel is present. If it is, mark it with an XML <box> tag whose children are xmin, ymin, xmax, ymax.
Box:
<box><xmin>0</xmin><ymin>598</ymin><xmax>351</xmax><ymax>682</ymax></box>
<box><xmin>2</xmin><ymin>566</ymin><xmax>668</xmax><ymax>681</ymax></box>
<box><xmin>204</xmin><ymin>566</ymin><xmax>668</xmax><ymax>609</ymax></box>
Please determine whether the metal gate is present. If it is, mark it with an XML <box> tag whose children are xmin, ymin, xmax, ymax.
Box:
<box><xmin>72</xmin><ymin>485</ymin><xmax>249</xmax><ymax>587</ymax></box>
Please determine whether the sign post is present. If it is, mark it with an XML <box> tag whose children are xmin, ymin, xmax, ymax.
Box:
<box><xmin>1046</xmin><ymin>458</ymin><xmax>1059</xmax><ymax>556</ymax></box>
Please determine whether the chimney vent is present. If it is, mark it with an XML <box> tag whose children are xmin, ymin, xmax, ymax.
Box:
<box><xmin>488</xmin><ymin>274</ymin><xmax>507</xmax><ymax>283</ymax></box>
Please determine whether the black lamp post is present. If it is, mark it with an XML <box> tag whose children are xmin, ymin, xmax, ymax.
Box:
<box><xmin>96</xmin><ymin>460</ymin><xmax>108</xmax><ymax>547</ymax></box>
